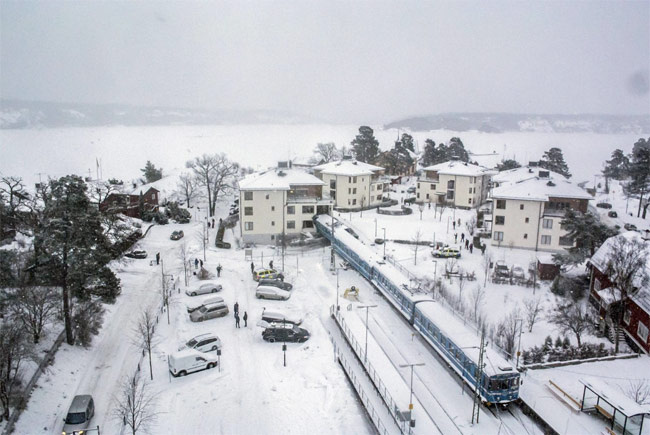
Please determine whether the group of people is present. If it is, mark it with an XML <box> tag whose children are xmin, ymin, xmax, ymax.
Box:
<box><xmin>233</xmin><ymin>302</ymin><xmax>247</xmax><ymax>328</ymax></box>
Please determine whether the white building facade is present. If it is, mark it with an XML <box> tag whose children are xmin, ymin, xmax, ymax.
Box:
<box><xmin>239</xmin><ymin>167</ymin><xmax>333</xmax><ymax>244</ymax></box>
<box><xmin>490</xmin><ymin>172</ymin><xmax>592</xmax><ymax>252</ymax></box>
<box><xmin>416</xmin><ymin>160</ymin><xmax>494</xmax><ymax>208</ymax></box>
<box><xmin>313</xmin><ymin>158</ymin><xmax>389</xmax><ymax>210</ymax></box>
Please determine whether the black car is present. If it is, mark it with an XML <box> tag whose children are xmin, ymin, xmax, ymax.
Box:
<box><xmin>596</xmin><ymin>202</ymin><xmax>613</xmax><ymax>209</ymax></box>
<box><xmin>170</xmin><ymin>230</ymin><xmax>184</xmax><ymax>240</ymax></box>
<box><xmin>262</xmin><ymin>324</ymin><xmax>310</xmax><ymax>343</ymax></box>
<box><xmin>258</xmin><ymin>278</ymin><xmax>293</xmax><ymax>291</ymax></box>
<box><xmin>125</xmin><ymin>250</ymin><xmax>147</xmax><ymax>259</ymax></box>
<box><xmin>624</xmin><ymin>223</ymin><xmax>638</xmax><ymax>231</ymax></box>
<box><xmin>608</xmin><ymin>210</ymin><xmax>618</xmax><ymax>218</ymax></box>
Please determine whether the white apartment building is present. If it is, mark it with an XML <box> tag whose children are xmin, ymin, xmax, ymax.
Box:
<box><xmin>416</xmin><ymin>160</ymin><xmax>494</xmax><ymax>208</ymax></box>
<box><xmin>491</xmin><ymin>166</ymin><xmax>567</xmax><ymax>188</ymax></box>
<box><xmin>490</xmin><ymin>172</ymin><xmax>592</xmax><ymax>252</ymax></box>
<box><xmin>239</xmin><ymin>166</ymin><xmax>333</xmax><ymax>244</ymax></box>
<box><xmin>312</xmin><ymin>157</ymin><xmax>389</xmax><ymax>210</ymax></box>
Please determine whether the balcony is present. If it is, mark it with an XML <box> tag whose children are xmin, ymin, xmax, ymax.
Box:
<box><xmin>543</xmin><ymin>206</ymin><xmax>569</xmax><ymax>218</ymax></box>
<box><xmin>287</xmin><ymin>193</ymin><xmax>333</xmax><ymax>205</ymax></box>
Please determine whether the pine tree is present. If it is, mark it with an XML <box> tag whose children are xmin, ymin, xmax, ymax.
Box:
<box><xmin>34</xmin><ymin>175</ymin><xmax>117</xmax><ymax>344</ymax></box>
<box><xmin>602</xmin><ymin>149</ymin><xmax>630</xmax><ymax>180</ymax></box>
<box><xmin>626</xmin><ymin>138</ymin><xmax>650</xmax><ymax>218</ymax></box>
<box><xmin>141</xmin><ymin>161</ymin><xmax>163</xmax><ymax>183</ymax></box>
<box><xmin>539</xmin><ymin>147</ymin><xmax>571</xmax><ymax>178</ymax></box>
<box><xmin>552</xmin><ymin>208</ymin><xmax>618</xmax><ymax>266</ymax></box>
<box><xmin>400</xmin><ymin>133</ymin><xmax>415</xmax><ymax>152</ymax></box>
<box><xmin>350</xmin><ymin>126</ymin><xmax>380</xmax><ymax>163</ymax></box>
<box><xmin>448</xmin><ymin>137</ymin><xmax>469</xmax><ymax>162</ymax></box>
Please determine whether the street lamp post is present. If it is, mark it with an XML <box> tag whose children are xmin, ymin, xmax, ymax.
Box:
<box><xmin>382</xmin><ymin>228</ymin><xmax>386</xmax><ymax>259</ymax></box>
<box><xmin>374</xmin><ymin>218</ymin><xmax>377</xmax><ymax>238</ymax></box>
<box><xmin>399</xmin><ymin>362</ymin><xmax>425</xmax><ymax>435</ymax></box>
<box><xmin>357</xmin><ymin>305</ymin><xmax>377</xmax><ymax>364</ymax></box>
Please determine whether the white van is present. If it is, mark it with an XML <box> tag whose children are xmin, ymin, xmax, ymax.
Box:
<box><xmin>169</xmin><ymin>349</ymin><xmax>219</xmax><ymax>377</ymax></box>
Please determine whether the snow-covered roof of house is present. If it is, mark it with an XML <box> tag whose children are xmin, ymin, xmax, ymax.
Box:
<box><xmin>491</xmin><ymin>166</ymin><xmax>567</xmax><ymax>186</ymax></box>
<box><xmin>590</xmin><ymin>231</ymin><xmax>650</xmax><ymax>314</ymax></box>
<box><xmin>421</xmin><ymin>160</ymin><xmax>495</xmax><ymax>177</ymax></box>
<box><xmin>491</xmin><ymin>176</ymin><xmax>592</xmax><ymax>202</ymax></box>
<box><xmin>313</xmin><ymin>159</ymin><xmax>384</xmax><ymax>176</ymax></box>
<box><xmin>238</xmin><ymin>168</ymin><xmax>324</xmax><ymax>191</ymax></box>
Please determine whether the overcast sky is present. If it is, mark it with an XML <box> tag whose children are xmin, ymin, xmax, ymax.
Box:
<box><xmin>1</xmin><ymin>1</ymin><xmax>648</xmax><ymax>123</ymax></box>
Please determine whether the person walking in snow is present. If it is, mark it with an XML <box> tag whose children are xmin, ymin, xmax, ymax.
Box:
<box><xmin>453</xmin><ymin>221</ymin><xmax>456</xmax><ymax>230</ymax></box>
<box><xmin>235</xmin><ymin>313</ymin><xmax>240</xmax><ymax>328</ymax></box>
<box><xmin>458</xmin><ymin>218</ymin><xmax>461</xmax><ymax>226</ymax></box>
<box><xmin>481</xmin><ymin>243</ymin><xmax>486</xmax><ymax>255</ymax></box>
<box><xmin>234</xmin><ymin>301</ymin><xmax>239</xmax><ymax>316</ymax></box>
<box><xmin>194</xmin><ymin>258</ymin><xmax>199</xmax><ymax>269</ymax></box>
<box><xmin>216</xmin><ymin>264</ymin><xmax>222</xmax><ymax>277</ymax></box>
<box><xmin>200</xmin><ymin>259</ymin><xmax>203</xmax><ymax>268</ymax></box>
<box><xmin>269</xmin><ymin>260</ymin><xmax>274</xmax><ymax>269</ymax></box>
<box><xmin>251</xmin><ymin>262</ymin><xmax>255</xmax><ymax>274</ymax></box>
<box><xmin>465</xmin><ymin>239</ymin><xmax>469</xmax><ymax>249</ymax></box>
<box><xmin>454</xmin><ymin>233</ymin><xmax>458</xmax><ymax>243</ymax></box>
<box><xmin>156</xmin><ymin>252</ymin><xmax>160</xmax><ymax>265</ymax></box>
<box><xmin>243</xmin><ymin>311</ymin><xmax>248</xmax><ymax>327</ymax></box>
<box><xmin>212</xmin><ymin>218</ymin><xmax>215</xmax><ymax>228</ymax></box>
<box><xmin>469</xmin><ymin>243</ymin><xmax>474</xmax><ymax>253</ymax></box>
<box><xmin>461</xmin><ymin>233</ymin><xmax>465</xmax><ymax>242</ymax></box>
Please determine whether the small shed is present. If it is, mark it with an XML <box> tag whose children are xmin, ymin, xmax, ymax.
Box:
<box><xmin>580</xmin><ymin>377</ymin><xmax>649</xmax><ymax>435</ymax></box>
<box><xmin>536</xmin><ymin>253</ymin><xmax>560</xmax><ymax>281</ymax></box>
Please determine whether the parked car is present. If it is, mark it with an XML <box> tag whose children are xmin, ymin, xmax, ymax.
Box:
<box><xmin>189</xmin><ymin>302</ymin><xmax>229</xmax><ymax>322</ymax></box>
<box><xmin>62</xmin><ymin>395</ymin><xmax>95</xmax><ymax>435</ymax></box>
<box><xmin>624</xmin><ymin>223</ymin><xmax>638</xmax><ymax>231</ymax></box>
<box><xmin>432</xmin><ymin>246</ymin><xmax>461</xmax><ymax>258</ymax></box>
<box><xmin>170</xmin><ymin>230</ymin><xmax>184</xmax><ymax>240</ymax></box>
<box><xmin>596</xmin><ymin>202</ymin><xmax>613</xmax><ymax>209</ymax></box>
<box><xmin>494</xmin><ymin>261</ymin><xmax>510</xmax><ymax>278</ymax></box>
<box><xmin>262</xmin><ymin>324</ymin><xmax>310</xmax><ymax>343</ymax></box>
<box><xmin>256</xmin><ymin>285</ymin><xmax>291</xmax><ymax>301</ymax></box>
<box><xmin>253</xmin><ymin>268</ymin><xmax>284</xmax><ymax>281</ymax></box>
<box><xmin>407</xmin><ymin>186</ymin><xmax>416</xmax><ymax>194</ymax></box>
<box><xmin>258</xmin><ymin>278</ymin><xmax>293</xmax><ymax>291</ymax></box>
<box><xmin>169</xmin><ymin>349</ymin><xmax>218</xmax><ymax>377</ymax></box>
<box><xmin>125</xmin><ymin>250</ymin><xmax>147</xmax><ymax>259</ymax></box>
<box><xmin>374</xmin><ymin>238</ymin><xmax>385</xmax><ymax>245</ymax></box>
<box><xmin>260</xmin><ymin>308</ymin><xmax>302</xmax><ymax>326</ymax></box>
<box><xmin>179</xmin><ymin>333</ymin><xmax>222</xmax><ymax>352</ymax></box>
<box><xmin>511</xmin><ymin>264</ymin><xmax>526</xmax><ymax>281</ymax></box>
<box><xmin>607</xmin><ymin>210</ymin><xmax>618</xmax><ymax>218</ymax></box>
<box><xmin>186</xmin><ymin>296</ymin><xmax>224</xmax><ymax>313</ymax></box>
<box><xmin>185</xmin><ymin>283</ymin><xmax>223</xmax><ymax>296</ymax></box>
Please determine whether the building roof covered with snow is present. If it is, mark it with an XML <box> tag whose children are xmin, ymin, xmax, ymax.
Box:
<box><xmin>590</xmin><ymin>231</ymin><xmax>650</xmax><ymax>314</ymax></box>
<box><xmin>421</xmin><ymin>160</ymin><xmax>495</xmax><ymax>177</ymax></box>
<box><xmin>313</xmin><ymin>158</ymin><xmax>384</xmax><ymax>176</ymax></box>
<box><xmin>238</xmin><ymin>168</ymin><xmax>325</xmax><ymax>191</ymax></box>
<box><xmin>491</xmin><ymin>175</ymin><xmax>592</xmax><ymax>202</ymax></box>
<box><xmin>491</xmin><ymin>166</ymin><xmax>567</xmax><ymax>187</ymax></box>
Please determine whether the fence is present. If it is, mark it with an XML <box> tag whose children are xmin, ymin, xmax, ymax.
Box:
<box><xmin>1</xmin><ymin>329</ymin><xmax>66</xmax><ymax>435</ymax></box>
<box><xmin>331</xmin><ymin>306</ymin><xmax>406</xmax><ymax>434</ymax></box>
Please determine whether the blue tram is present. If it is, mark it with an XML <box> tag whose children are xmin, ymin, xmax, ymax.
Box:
<box><xmin>314</xmin><ymin>215</ymin><xmax>520</xmax><ymax>404</ymax></box>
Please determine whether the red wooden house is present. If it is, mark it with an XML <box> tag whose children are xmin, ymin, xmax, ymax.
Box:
<box><xmin>588</xmin><ymin>232</ymin><xmax>650</xmax><ymax>354</ymax></box>
<box><xmin>99</xmin><ymin>187</ymin><xmax>159</xmax><ymax>219</ymax></box>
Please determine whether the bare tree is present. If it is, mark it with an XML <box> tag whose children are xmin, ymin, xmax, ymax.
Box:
<box><xmin>112</xmin><ymin>375</ymin><xmax>159</xmax><ymax>435</ymax></box>
<box><xmin>482</xmin><ymin>253</ymin><xmax>492</xmax><ymax>288</ymax></box>
<box><xmin>548</xmin><ymin>304</ymin><xmax>592</xmax><ymax>346</ymax></box>
<box><xmin>456</xmin><ymin>271</ymin><xmax>467</xmax><ymax>311</ymax></box>
<box><xmin>622</xmin><ymin>380</ymin><xmax>650</xmax><ymax>405</ymax></box>
<box><xmin>470</xmin><ymin>284</ymin><xmax>485</xmax><ymax>323</ymax></box>
<box><xmin>87</xmin><ymin>179</ymin><xmax>121</xmax><ymax>208</ymax></box>
<box><xmin>133</xmin><ymin>308</ymin><xmax>158</xmax><ymax>381</ymax></box>
<box><xmin>310</xmin><ymin>142</ymin><xmax>341</xmax><ymax>164</ymax></box>
<box><xmin>177</xmin><ymin>242</ymin><xmax>192</xmax><ymax>287</ymax></box>
<box><xmin>8</xmin><ymin>286</ymin><xmax>59</xmax><ymax>344</ymax></box>
<box><xmin>603</xmin><ymin>235</ymin><xmax>649</xmax><ymax>353</ymax></box>
<box><xmin>0</xmin><ymin>319</ymin><xmax>33</xmax><ymax>421</ymax></box>
<box><xmin>437</xmin><ymin>201</ymin><xmax>448</xmax><ymax>222</ymax></box>
<box><xmin>495</xmin><ymin>307</ymin><xmax>521</xmax><ymax>358</ymax></box>
<box><xmin>176</xmin><ymin>173</ymin><xmax>197</xmax><ymax>208</ymax></box>
<box><xmin>465</xmin><ymin>215</ymin><xmax>477</xmax><ymax>236</ymax></box>
<box><xmin>186</xmin><ymin>153</ymin><xmax>239</xmax><ymax>217</ymax></box>
<box><xmin>523</xmin><ymin>296</ymin><xmax>543</xmax><ymax>333</ymax></box>
<box><xmin>0</xmin><ymin>176</ymin><xmax>30</xmax><ymax>233</ymax></box>
<box><xmin>412</xmin><ymin>229</ymin><xmax>423</xmax><ymax>265</ymax></box>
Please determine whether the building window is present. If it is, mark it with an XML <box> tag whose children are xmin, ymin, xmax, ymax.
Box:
<box><xmin>541</xmin><ymin>235</ymin><xmax>552</xmax><ymax>245</ymax></box>
<box><xmin>542</xmin><ymin>219</ymin><xmax>553</xmax><ymax>229</ymax></box>
<box><xmin>447</xmin><ymin>180</ymin><xmax>455</xmax><ymax>189</ymax></box>
<box><xmin>495</xmin><ymin>216</ymin><xmax>505</xmax><ymax>225</ymax></box>
<box><xmin>348</xmin><ymin>188</ymin><xmax>351</xmax><ymax>194</ymax></box>
<box><xmin>638</xmin><ymin>322</ymin><xmax>649</xmax><ymax>343</ymax></box>
<box><xmin>431</xmin><ymin>184</ymin><xmax>435</xmax><ymax>190</ymax></box>
<box><xmin>353</xmin><ymin>188</ymin><xmax>357</xmax><ymax>194</ymax></box>
<box><xmin>524</xmin><ymin>233</ymin><xmax>528</xmax><ymax>239</ymax></box>
<box><xmin>525</xmin><ymin>217</ymin><xmax>529</xmax><ymax>223</ymax></box>
<box><xmin>494</xmin><ymin>231</ymin><xmax>504</xmax><ymax>241</ymax></box>
<box><xmin>244</xmin><ymin>191</ymin><xmax>253</xmax><ymax>201</ymax></box>
<box><xmin>496</xmin><ymin>199</ymin><xmax>506</xmax><ymax>209</ymax></box>
<box><xmin>594</xmin><ymin>279</ymin><xmax>601</xmax><ymax>291</ymax></box>
<box><xmin>302</xmin><ymin>205</ymin><xmax>314</xmax><ymax>214</ymax></box>
<box><xmin>287</xmin><ymin>221</ymin><xmax>295</xmax><ymax>229</ymax></box>
<box><xmin>446</xmin><ymin>191</ymin><xmax>454</xmax><ymax>200</ymax></box>
<box><xmin>352</xmin><ymin>199</ymin><xmax>357</xmax><ymax>205</ymax></box>
<box><xmin>469</xmin><ymin>188</ymin><xmax>473</xmax><ymax>194</ymax></box>
<box><xmin>271</xmin><ymin>206</ymin><xmax>275</xmax><ymax>211</ymax></box>
<box><xmin>468</xmin><ymin>198</ymin><xmax>472</xmax><ymax>204</ymax></box>
<box><xmin>377</xmin><ymin>184</ymin><xmax>382</xmax><ymax>191</ymax></box>
<box><xmin>624</xmin><ymin>310</ymin><xmax>631</xmax><ymax>325</ymax></box>
<box><xmin>520</xmin><ymin>204</ymin><xmax>524</xmax><ymax>210</ymax></box>
<box><xmin>271</xmin><ymin>221</ymin><xmax>275</xmax><ymax>226</ymax></box>
<box><xmin>559</xmin><ymin>236</ymin><xmax>573</xmax><ymax>246</ymax></box>
<box><xmin>330</xmin><ymin>190</ymin><xmax>336</xmax><ymax>200</ymax></box>
<box><xmin>302</xmin><ymin>220</ymin><xmax>314</xmax><ymax>229</ymax></box>
<box><xmin>330</xmin><ymin>180</ymin><xmax>336</xmax><ymax>189</ymax></box>
<box><xmin>244</xmin><ymin>222</ymin><xmax>253</xmax><ymax>231</ymax></box>
<box><xmin>287</xmin><ymin>206</ymin><xmax>295</xmax><ymax>214</ymax></box>
<box><xmin>265</xmin><ymin>194</ymin><xmax>269</xmax><ymax>200</ymax></box>
<box><xmin>426</xmin><ymin>194</ymin><xmax>429</xmax><ymax>199</ymax></box>
<box><xmin>353</xmin><ymin>176</ymin><xmax>357</xmax><ymax>183</ymax></box>
<box><xmin>244</xmin><ymin>207</ymin><xmax>253</xmax><ymax>216</ymax></box>
<box><xmin>417</xmin><ymin>193</ymin><xmax>420</xmax><ymax>199</ymax></box>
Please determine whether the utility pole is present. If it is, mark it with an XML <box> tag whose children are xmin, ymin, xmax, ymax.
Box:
<box><xmin>282</xmin><ymin>191</ymin><xmax>286</xmax><ymax>272</ymax></box>
<box><xmin>399</xmin><ymin>362</ymin><xmax>425</xmax><ymax>435</ymax></box>
<box><xmin>357</xmin><ymin>305</ymin><xmax>377</xmax><ymax>364</ymax></box>
<box><xmin>330</xmin><ymin>211</ymin><xmax>336</xmax><ymax>270</ymax></box>
<box><xmin>472</xmin><ymin>330</ymin><xmax>486</xmax><ymax>425</ymax></box>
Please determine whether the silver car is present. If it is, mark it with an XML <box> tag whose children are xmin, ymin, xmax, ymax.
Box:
<box><xmin>179</xmin><ymin>333</ymin><xmax>222</xmax><ymax>352</ymax></box>
<box><xmin>186</xmin><ymin>283</ymin><xmax>223</xmax><ymax>297</ymax></box>
<box><xmin>255</xmin><ymin>285</ymin><xmax>290</xmax><ymax>301</ymax></box>
<box><xmin>189</xmin><ymin>302</ymin><xmax>229</xmax><ymax>322</ymax></box>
